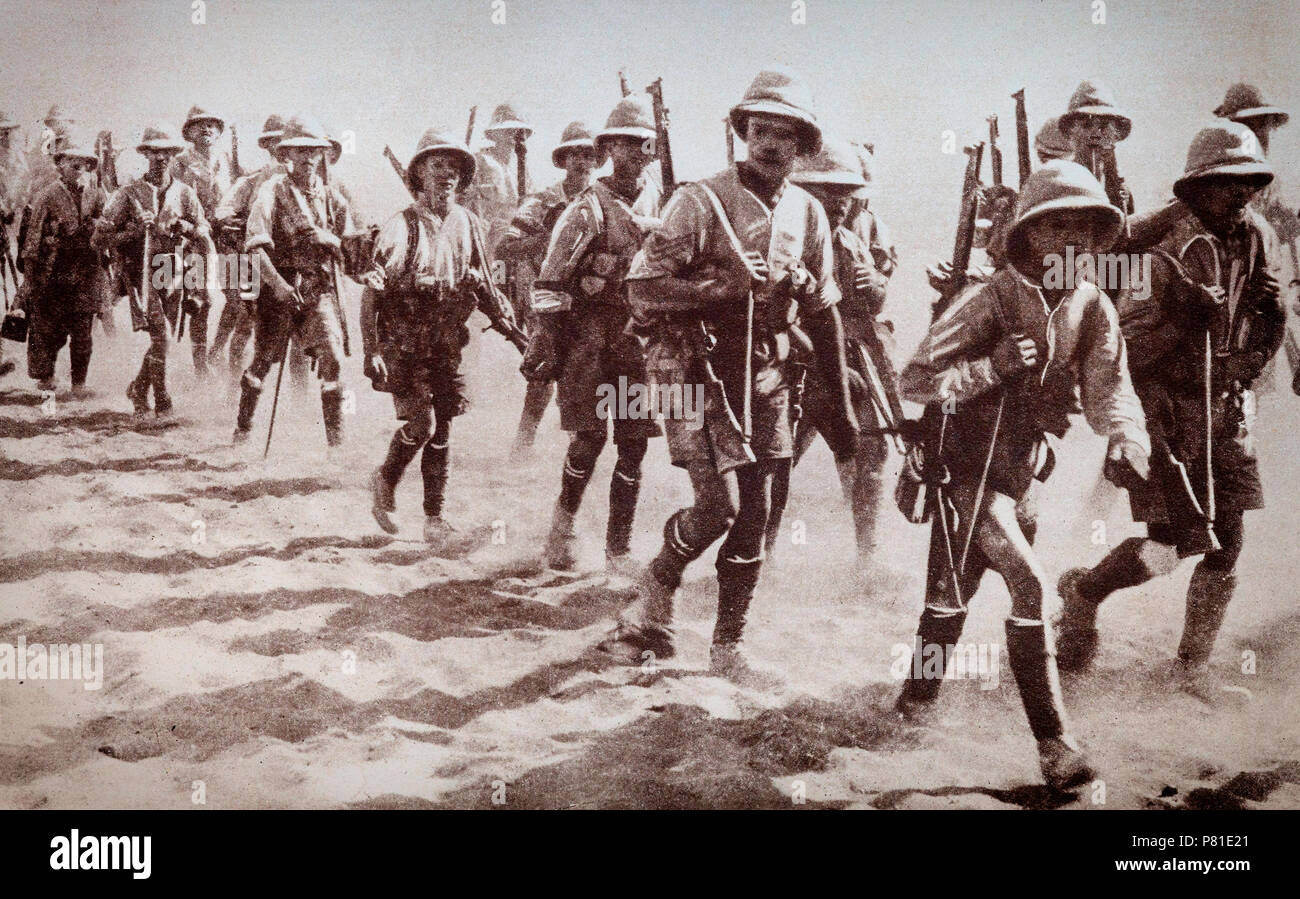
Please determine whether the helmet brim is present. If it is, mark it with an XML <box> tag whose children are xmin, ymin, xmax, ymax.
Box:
<box><xmin>1173</xmin><ymin>164</ymin><xmax>1274</xmax><ymax>202</ymax></box>
<box><xmin>552</xmin><ymin>139</ymin><xmax>596</xmax><ymax>168</ymax></box>
<box><xmin>1059</xmin><ymin>108</ymin><xmax>1133</xmax><ymax>141</ymax></box>
<box><xmin>407</xmin><ymin>145</ymin><xmax>476</xmax><ymax>192</ymax></box>
<box><xmin>484</xmin><ymin>122</ymin><xmax>533</xmax><ymax>140</ymax></box>
<box><xmin>1005</xmin><ymin>198</ymin><xmax>1124</xmax><ymax>274</ymax></box>
<box><xmin>728</xmin><ymin>102</ymin><xmax>822</xmax><ymax>156</ymax></box>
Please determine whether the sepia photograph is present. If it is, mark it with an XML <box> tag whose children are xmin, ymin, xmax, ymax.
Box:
<box><xmin>0</xmin><ymin>0</ymin><xmax>1296</xmax><ymax>878</ymax></box>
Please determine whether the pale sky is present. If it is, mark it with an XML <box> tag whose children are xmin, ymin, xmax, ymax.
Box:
<box><xmin>2</xmin><ymin>0</ymin><xmax>1295</xmax><ymax>346</ymax></box>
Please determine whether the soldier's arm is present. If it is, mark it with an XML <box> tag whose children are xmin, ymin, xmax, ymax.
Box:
<box><xmin>530</xmin><ymin>196</ymin><xmax>599</xmax><ymax>315</ymax></box>
<box><xmin>496</xmin><ymin>196</ymin><xmax>552</xmax><ymax>261</ymax></box>
<box><xmin>899</xmin><ymin>281</ymin><xmax>1004</xmax><ymax>406</ymax></box>
<box><xmin>244</xmin><ymin>181</ymin><xmax>295</xmax><ymax>300</ymax></box>
<box><xmin>1080</xmin><ymin>290</ymin><xmax>1150</xmax><ymax>452</ymax></box>
<box><xmin>624</xmin><ymin>187</ymin><xmax>727</xmax><ymax>318</ymax></box>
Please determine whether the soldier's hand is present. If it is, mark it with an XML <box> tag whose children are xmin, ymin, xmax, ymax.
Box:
<box><xmin>1104</xmin><ymin>438</ymin><xmax>1150</xmax><ymax>489</ymax></box>
<box><xmin>926</xmin><ymin>260</ymin><xmax>954</xmax><ymax>293</ymax></box>
<box><xmin>992</xmin><ymin>332</ymin><xmax>1038</xmax><ymax>380</ymax></box>
<box><xmin>1191</xmin><ymin>283</ymin><xmax>1227</xmax><ymax>311</ymax></box>
<box><xmin>520</xmin><ymin>322</ymin><xmax>560</xmax><ymax>382</ymax></box>
<box><xmin>852</xmin><ymin>262</ymin><xmax>879</xmax><ymax>294</ymax></box>
<box><xmin>739</xmin><ymin>250</ymin><xmax>769</xmax><ymax>285</ymax></box>
<box><xmin>1251</xmin><ymin>272</ymin><xmax>1282</xmax><ymax>316</ymax></box>
<box><xmin>365</xmin><ymin>353</ymin><xmax>388</xmax><ymax>385</ymax></box>
<box><xmin>631</xmin><ymin>214</ymin><xmax>661</xmax><ymax>235</ymax></box>
<box><xmin>138</xmin><ymin>209</ymin><xmax>157</xmax><ymax>228</ymax></box>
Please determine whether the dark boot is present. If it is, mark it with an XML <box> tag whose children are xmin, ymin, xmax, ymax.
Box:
<box><xmin>544</xmin><ymin>505</ymin><xmax>578</xmax><ymax>570</ymax></box>
<box><xmin>895</xmin><ymin>607</ymin><xmax>968</xmax><ymax>720</ymax></box>
<box><xmin>851</xmin><ymin>469</ymin><xmax>884</xmax><ymax>563</ymax></box>
<box><xmin>605</xmin><ymin>467</ymin><xmax>641</xmax><ymax>562</ymax></box>
<box><xmin>321</xmin><ymin>388</ymin><xmax>343</xmax><ymax>446</ymax></box>
<box><xmin>710</xmin><ymin>556</ymin><xmax>781</xmax><ymax>688</ymax></box>
<box><xmin>1175</xmin><ymin>565</ymin><xmax>1246</xmax><ymax>704</ymax></box>
<box><xmin>421</xmin><ymin>439</ymin><xmax>450</xmax><ymax>519</ymax></box>
<box><xmin>150</xmin><ymin>356</ymin><xmax>172</xmax><ymax>416</ymax></box>
<box><xmin>127</xmin><ymin>359</ymin><xmax>152</xmax><ymax>415</ymax></box>
<box><xmin>233</xmin><ymin>373</ymin><xmax>261</xmax><ymax>442</ymax></box>
<box><xmin>1005</xmin><ymin>619</ymin><xmax>1094</xmax><ymax>790</ymax></box>
<box><xmin>597</xmin><ymin>519</ymin><xmax>689</xmax><ymax>664</ymax></box>
<box><xmin>370</xmin><ymin>428</ymin><xmax>422</xmax><ymax>534</ymax></box>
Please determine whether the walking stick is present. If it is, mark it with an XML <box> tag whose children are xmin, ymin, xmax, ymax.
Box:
<box><xmin>263</xmin><ymin>325</ymin><xmax>291</xmax><ymax>459</ymax></box>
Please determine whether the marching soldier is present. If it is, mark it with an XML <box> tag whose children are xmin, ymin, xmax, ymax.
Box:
<box><xmin>467</xmin><ymin>102</ymin><xmax>532</xmax><ymax>251</ymax></box>
<box><xmin>1059</xmin><ymin>79</ymin><xmax>1134</xmax><ymax>214</ymax></box>
<box><xmin>232</xmin><ymin>114</ymin><xmax>361</xmax><ymax>447</ymax></box>
<box><xmin>14</xmin><ymin>133</ymin><xmax>107</xmax><ymax>396</ymax></box>
<box><xmin>170</xmin><ymin>105</ymin><xmax>234</xmax><ymax>381</ymax></box>
<box><xmin>363</xmin><ymin>128</ymin><xmax>512</xmax><ymax>547</ymax></box>
<box><xmin>497</xmin><ymin>120</ymin><xmax>597</xmax><ymax>460</ymax></box>
<box><xmin>765</xmin><ymin>137</ymin><xmax>901</xmax><ymax>565</ymax></box>
<box><xmin>522</xmin><ymin>99</ymin><xmax>661</xmax><ymax>574</ymax></box>
<box><xmin>93</xmin><ymin>123</ymin><xmax>214</xmax><ymax>416</ymax></box>
<box><xmin>894</xmin><ymin>160</ymin><xmax>1151</xmax><ymax>790</ymax></box>
<box><xmin>600</xmin><ymin>68</ymin><xmax>859</xmax><ymax>684</ymax></box>
<box><xmin>1057</xmin><ymin>124</ymin><xmax>1283</xmax><ymax>704</ymax></box>
<box><xmin>1212</xmin><ymin>84</ymin><xmax>1299</xmax><ymax>394</ymax></box>
<box><xmin>209</xmin><ymin>114</ymin><xmax>286</xmax><ymax>381</ymax></box>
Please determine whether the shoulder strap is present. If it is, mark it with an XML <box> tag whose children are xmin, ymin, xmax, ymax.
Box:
<box><xmin>696</xmin><ymin>181</ymin><xmax>750</xmax><ymax>266</ymax></box>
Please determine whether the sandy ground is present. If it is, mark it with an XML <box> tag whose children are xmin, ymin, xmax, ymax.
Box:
<box><xmin>1</xmin><ymin>302</ymin><xmax>1298</xmax><ymax>810</ymax></box>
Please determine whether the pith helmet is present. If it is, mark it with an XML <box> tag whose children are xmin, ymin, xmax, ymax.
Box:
<box><xmin>729</xmin><ymin>67</ymin><xmax>822</xmax><ymax>156</ymax></box>
<box><xmin>136</xmin><ymin>122</ymin><xmax>187</xmax><ymax>154</ymax></box>
<box><xmin>596</xmin><ymin>97</ymin><xmax>656</xmax><ymax>149</ymax></box>
<box><xmin>258</xmin><ymin>113</ymin><xmax>286</xmax><ymax>149</ymax></box>
<box><xmin>407</xmin><ymin>127</ymin><xmax>476</xmax><ymax>191</ymax></box>
<box><xmin>483</xmin><ymin>102</ymin><xmax>532</xmax><ymax>140</ymax></box>
<box><xmin>52</xmin><ymin>130</ymin><xmax>98</xmax><ymax>165</ymax></box>
<box><xmin>1059</xmin><ymin>80</ymin><xmax>1132</xmax><ymax>141</ymax></box>
<box><xmin>552</xmin><ymin>120</ymin><xmax>596</xmax><ymax>167</ymax></box>
<box><xmin>276</xmin><ymin>114</ymin><xmax>333</xmax><ymax>150</ymax></box>
<box><xmin>1173</xmin><ymin>122</ymin><xmax>1274</xmax><ymax>202</ymax></box>
<box><xmin>43</xmin><ymin>104</ymin><xmax>73</xmax><ymax>127</ymax></box>
<box><xmin>322</xmin><ymin>123</ymin><xmax>343</xmax><ymax>165</ymax></box>
<box><xmin>1213</xmin><ymin>83</ymin><xmax>1289</xmax><ymax>129</ymax></box>
<box><xmin>851</xmin><ymin>140</ymin><xmax>877</xmax><ymax>198</ymax></box>
<box><xmin>181</xmin><ymin>105</ymin><xmax>225</xmax><ymax>140</ymax></box>
<box><xmin>0</xmin><ymin>112</ymin><xmax>19</xmax><ymax>131</ymax></box>
<box><xmin>1034</xmin><ymin>115</ymin><xmax>1072</xmax><ymax>163</ymax></box>
<box><xmin>790</xmin><ymin>136</ymin><xmax>869</xmax><ymax>194</ymax></box>
<box><xmin>1003</xmin><ymin>160</ymin><xmax>1123</xmax><ymax>274</ymax></box>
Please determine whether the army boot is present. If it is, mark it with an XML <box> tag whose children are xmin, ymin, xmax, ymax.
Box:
<box><xmin>709</xmin><ymin>557</ymin><xmax>783</xmax><ymax>690</ymax></box>
<box><xmin>232</xmin><ymin>373</ymin><xmax>261</xmax><ymax>443</ymax></box>
<box><xmin>597</xmin><ymin>554</ymin><xmax>680</xmax><ymax>665</ymax></box>
<box><xmin>895</xmin><ymin>607</ymin><xmax>968</xmax><ymax>724</ymax></box>
<box><xmin>1005</xmin><ymin>619</ymin><xmax>1095</xmax><ymax>791</ymax></box>
<box><xmin>1174</xmin><ymin>565</ymin><xmax>1249</xmax><ymax>705</ymax></box>
<box><xmin>321</xmin><ymin>388</ymin><xmax>343</xmax><ymax>447</ymax></box>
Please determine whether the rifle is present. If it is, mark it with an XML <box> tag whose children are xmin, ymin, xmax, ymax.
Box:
<box><xmin>514</xmin><ymin>132</ymin><xmax>527</xmax><ymax>202</ymax></box>
<box><xmin>724</xmin><ymin>117</ymin><xmax>735</xmax><ymax>165</ymax></box>
<box><xmin>320</xmin><ymin>158</ymin><xmax>351</xmax><ymax>356</ymax></box>
<box><xmin>987</xmin><ymin>115</ymin><xmax>1003</xmax><ymax>188</ymax></box>
<box><xmin>465</xmin><ymin>106</ymin><xmax>478</xmax><ymax>148</ymax></box>
<box><xmin>230</xmin><ymin>123</ymin><xmax>242</xmax><ymax>180</ymax></box>
<box><xmin>95</xmin><ymin>131</ymin><xmax>119</xmax><ymax>193</ymax></box>
<box><xmin>618</xmin><ymin>70</ymin><xmax>630</xmax><ymax>98</ymax></box>
<box><xmin>1012</xmin><ymin>88</ymin><xmax>1030</xmax><ymax>187</ymax></box>
<box><xmin>384</xmin><ymin>145</ymin><xmax>408</xmax><ymax>189</ymax></box>
<box><xmin>894</xmin><ymin>142</ymin><xmax>985</xmax><ymax>609</ymax></box>
<box><xmin>646</xmin><ymin>78</ymin><xmax>676</xmax><ymax>200</ymax></box>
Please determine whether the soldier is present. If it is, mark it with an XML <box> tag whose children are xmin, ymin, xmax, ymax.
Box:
<box><xmin>1056</xmin><ymin>124</ymin><xmax>1283</xmax><ymax>704</ymax></box>
<box><xmin>893</xmin><ymin>160</ymin><xmax>1150</xmax><ymax>790</ymax></box>
<box><xmin>13</xmin><ymin>134</ymin><xmax>107</xmax><ymax>396</ymax></box>
<box><xmin>363</xmin><ymin>128</ymin><xmax>513</xmax><ymax>546</ymax></box>
<box><xmin>232</xmin><ymin>114</ymin><xmax>361</xmax><ymax>447</ymax></box>
<box><xmin>467</xmin><ymin>102</ymin><xmax>532</xmax><ymax>251</ymax></box>
<box><xmin>171</xmin><ymin>106</ymin><xmax>234</xmax><ymax>381</ymax></box>
<box><xmin>1059</xmin><ymin>79</ymin><xmax>1134</xmax><ymax>215</ymax></box>
<box><xmin>522</xmin><ymin>99</ymin><xmax>661</xmax><ymax>574</ymax></box>
<box><xmin>496</xmin><ymin>120</ymin><xmax>597</xmax><ymax>460</ymax></box>
<box><xmin>764</xmin><ymin>137</ymin><xmax>901</xmax><ymax>565</ymax></box>
<box><xmin>209</xmin><ymin>114</ymin><xmax>286</xmax><ymax>381</ymax></box>
<box><xmin>93</xmin><ymin>123</ymin><xmax>214</xmax><ymax>416</ymax></box>
<box><xmin>599</xmin><ymin>68</ymin><xmax>859</xmax><ymax>683</ymax></box>
<box><xmin>1213</xmin><ymin>84</ymin><xmax>1299</xmax><ymax>394</ymax></box>
<box><xmin>0</xmin><ymin>111</ymin><xmax>27</xmax><ymax>378</ymax></box>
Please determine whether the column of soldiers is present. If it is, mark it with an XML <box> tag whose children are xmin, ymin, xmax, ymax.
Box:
<box><xmin>0</xmin><ymin>70</ymin><xmax>1294</xmax><ymax>793</ymax></box>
